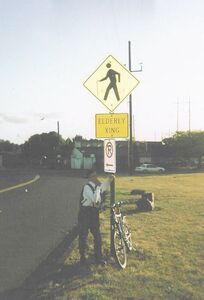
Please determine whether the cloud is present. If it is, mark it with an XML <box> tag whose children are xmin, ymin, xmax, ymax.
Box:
<box><xmin>0</xmin><ymin>113</ymin><xmax>28</xmax><ymax>124</ymax></box>
<box><xmin>0</xmin><ymin>111</ymin><xmax>62</xmax><ymax>125</ymax></box>
<box><xmin>31</xmin><ymin>112</ymin><xmax>61</xmax><ymax>120</ymax></box>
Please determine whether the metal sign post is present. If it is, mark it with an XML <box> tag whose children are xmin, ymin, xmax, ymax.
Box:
<box><xmin>104</xmin><ymin>139</ymin><xmax>116</xmax><ymax>254</ymax></box>
<box><xmin>110</xmin><ymin>175</ymin><xmax>115</xmax><ymax>255</ymax></box>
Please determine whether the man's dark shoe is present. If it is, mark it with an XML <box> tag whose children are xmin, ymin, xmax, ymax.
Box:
<box><xmin>95</xmin><ymin>258</ymin><xmax>107</xmax><ymax>266</ymax></box>
<box><xmin>80</xmin><ymin>256</ymin><xmax>87</xmax><ymax>265</ymax></box>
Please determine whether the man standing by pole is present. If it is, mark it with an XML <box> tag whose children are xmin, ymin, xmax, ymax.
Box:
<box><xmin>78</xmin><ymin>170</ymin><xmax>114</xmax><ymax>266</ymax></box>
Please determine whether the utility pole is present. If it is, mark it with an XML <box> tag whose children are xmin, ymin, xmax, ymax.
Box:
<box><xmin>133</xmin><ymin>115</ymin><xmax>136</xmax><ymax>141</ymax></box>
<box><xmin>188</xmin><ymin>97</ymin><xmax>191</xmax><ymax>133</ymax></box>
<box><xmin>176</xmin><ymin>98</ymin><xmax>179</xmax><ymax>132</ymax></box>
<box><xmin>57</xmin><ymin>121</ymin><xmax>60</xmax><ymax>139</ymax></box>
<box><xmin>128</xmin><ymin>41</ymin><xmax>142</xmax><ymax>175</ymax></box>
<box><xmin>128</xmin><ymin>41</ymin><xmax>133</xmax><ymax>175</ymax></box>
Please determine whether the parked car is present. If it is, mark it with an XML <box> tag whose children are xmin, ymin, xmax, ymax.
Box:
<box><xmin>135</xmin><ymin>163</ymin><xmax>165</xmax><ymax>173</ymax></box>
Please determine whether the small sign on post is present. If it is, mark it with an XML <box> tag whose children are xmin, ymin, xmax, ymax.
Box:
<box><xmin>104</xmin><ymin>139</ymin><xmax>116</xmax><ymax>174</ymax></box>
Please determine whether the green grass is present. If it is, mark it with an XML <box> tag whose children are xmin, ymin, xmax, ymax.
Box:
<box><xmin>36</xmin><ymin>173</ymin><xmax>204</xmax><ymax>300</ymax></box>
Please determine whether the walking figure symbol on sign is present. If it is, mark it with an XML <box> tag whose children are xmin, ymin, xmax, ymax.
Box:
<box><xmin>100</xmin><ymin>63</ymin><xmax>120</xmax><ymax>101</ymax></box>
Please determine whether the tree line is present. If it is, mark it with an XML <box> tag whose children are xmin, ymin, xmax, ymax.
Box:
<box><xmin>162</xmin><ymin>131</ymin><xmax>204</xmax><ymax>168</ymax></box>
<box><xmin>1</xmin><ymin>130</ymin><xmax>204</xmax><ymax>168</ymax></box>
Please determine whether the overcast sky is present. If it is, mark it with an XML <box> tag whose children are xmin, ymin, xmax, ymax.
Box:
<box><xmin>1</xmin><ymin>0</ymin><xmax>204</xmax><ymax>144</ymax></box>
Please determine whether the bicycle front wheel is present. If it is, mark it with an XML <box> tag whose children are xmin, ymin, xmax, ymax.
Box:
<box><xmin>113</xmin><ymin>224</ymin><xmax>127</xmax><ymax>269</ymax></box>
<box><xmin>123</xmin><ymin>222</ymin><xmax>133</xmax><ymax>251</ymax></box>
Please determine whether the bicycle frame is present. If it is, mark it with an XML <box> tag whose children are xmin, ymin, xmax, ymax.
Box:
<box><xmin>111</xmin><ymin>202</ymin><xmax>132</xmax><ymax>268</ymax></box>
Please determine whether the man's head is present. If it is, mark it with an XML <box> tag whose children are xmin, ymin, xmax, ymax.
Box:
<box><xmin>87</xmin><ymin>169</ymin><xmax>101</xmax><ymax>185</ymax></box>
<box><xmin>87</xmin><ymin>169</ymin><xmax>97</xmax><ymax>179</ymax></box>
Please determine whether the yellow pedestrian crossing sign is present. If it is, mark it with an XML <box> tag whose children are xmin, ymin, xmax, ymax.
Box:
<box><xmin>83</xmin><ymin>55</ymin><xmax>140</xmax><ymax>112</ymax></box>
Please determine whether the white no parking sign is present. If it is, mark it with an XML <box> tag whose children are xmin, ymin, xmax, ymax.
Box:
<box><xmin>104</xmin><ymin>139</ymin><xmax>116</xmax><ymax>173</ymax></box>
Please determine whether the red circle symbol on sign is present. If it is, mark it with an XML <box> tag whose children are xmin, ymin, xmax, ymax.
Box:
<box><xmin>106</xmin><ymin>142</ymin><xmax>113</xmax><ymax>158</ymax></box>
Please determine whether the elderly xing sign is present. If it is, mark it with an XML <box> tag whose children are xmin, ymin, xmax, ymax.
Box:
<box><xmin>83</xmin><ymin>55</ymin><xmax>140</xmax><ymax>112</ymax></box>
<box><xmin>104</xmin><ymin>139</ymin><xmax>116</xmax><ymax>173</ymax></box>
<box><xmin>95</xmin><ymin>113</ymin><xmax>128</xmax><ymax>138</ymax></box>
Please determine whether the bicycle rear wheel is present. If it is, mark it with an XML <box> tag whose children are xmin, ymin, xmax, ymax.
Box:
<box><xmin>113</xmin><ymin>224</ymin><xmax>127</xmax><ymax>269</ymax></box>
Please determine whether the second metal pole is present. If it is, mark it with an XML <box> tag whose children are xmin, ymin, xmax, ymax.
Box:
<box><xmin>128</xmin><ymin>41</ymin><xmax>133</xmax><ymax>175</ymax></box>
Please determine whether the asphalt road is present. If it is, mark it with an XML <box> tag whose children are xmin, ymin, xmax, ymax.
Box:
<box><xmin>0</xmin><ymin>170</ymin><xmax>85</xmax><ymax>293</ymax></box>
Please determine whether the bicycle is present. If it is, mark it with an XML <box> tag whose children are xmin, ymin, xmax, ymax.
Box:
<box><xmin>111</xmin><ymin>201</ymin><xmax>133</xmax><ymax>269</ymax></box>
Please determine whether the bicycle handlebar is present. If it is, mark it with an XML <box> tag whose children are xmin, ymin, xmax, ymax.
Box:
<box><xmin>106</xmin><ymin>201</ymin><xmax>123</xmax><ymax>209</ymax></box>
<box><xmin>112</xmin><ymin>201</ymin><xmax>123</xmax><ymax>208</ymax></box>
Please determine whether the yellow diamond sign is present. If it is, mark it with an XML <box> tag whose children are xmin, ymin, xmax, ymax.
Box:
<box><xmin>83</xmin><ymin>55</ymin><xmax>139</xmax><ymax>112</ymax></box>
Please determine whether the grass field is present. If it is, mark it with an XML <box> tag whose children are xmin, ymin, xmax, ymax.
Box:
<box><xmin>33</xmin><ymin>173</ymin><xmax>204</xmax><ymax>300</ymax></box>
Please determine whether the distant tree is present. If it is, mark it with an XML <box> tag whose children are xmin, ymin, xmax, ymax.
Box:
<box><xmin>162</xmin><ymin>131</ymin><xmax>204</xmax><ymax>167</ymax></box>
<box><xmin>60</xmin><ymin>138</ymin><xmax>74</xmax><ymax>156</ymax></box>
<box><xmin>65</xmin><ymin>137</ymin><xmax>73</xmax><ymax>145</ymax></box>
<box><xmin>73</xmin><ymin>135</ymin><xmax>84</xmax><ymax>141</ymax></box>
<box><xmin>21</xmin><ymin>132</ymin><xmax>66</xmax><ymax>159</ymax></box>
<box><xmin>0</xmin><ymin>139</ymin><xmax>16</xmax><ymax>152</ymax></box>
